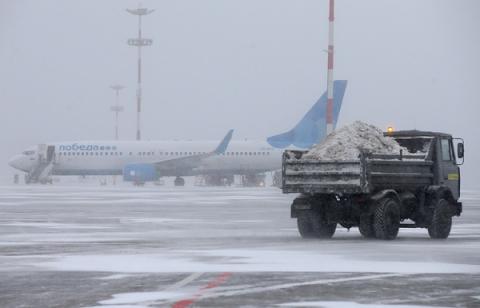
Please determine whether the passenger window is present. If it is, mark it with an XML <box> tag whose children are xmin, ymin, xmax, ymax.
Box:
<box><xmin>441</xmin><ymin>139</ymin><xmax>452</xmax><ymax>161</ymax></box>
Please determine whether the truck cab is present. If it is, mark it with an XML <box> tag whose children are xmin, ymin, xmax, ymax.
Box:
<box><xmin>389</xmin><ymin>131</ymin><xmax>463</xmax><ymax>200</ymax></box>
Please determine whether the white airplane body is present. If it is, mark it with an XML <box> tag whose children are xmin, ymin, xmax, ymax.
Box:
<box><xmin>9</xmin><ymin>80</ymin><xmax>348</xmax><ymax>184</ymax></box>
<box><xmin>26</xmin><ymin>140</ymin><xmax>280</xmax><ymax>176</ymax></box>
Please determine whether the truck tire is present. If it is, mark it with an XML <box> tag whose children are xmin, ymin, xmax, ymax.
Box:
<box><xmin>359</xmin><ymin>215</ymin><xmax>375</xmax><ymax>238</ymax></box>
<box><xmin>428</xmin><ymin>199</ymin><xmax>452</xmax><ymax>239</ymax></box>
<box><xmin>297</xmin><ymin>212</ymin><xmax>315</xmax><ymax>238</ymax></box>
<box><xmin>374</xmin><ymin>197</ymin><xmax>400</xmax><ymax>240</ymax></box>
<box><xmin>297</xmin><ymin>210</ymin><xmax>336</xmax><ymax>239</ymax></box>
<box><xmin>310</xmin><ymin>210</ymin><xmax>336</xmax><ymax>239</ymax></box>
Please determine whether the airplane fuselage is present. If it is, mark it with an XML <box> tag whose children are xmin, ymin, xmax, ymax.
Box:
<box><xmin>13</xmin><ymin>140</ymin><xmax>282</xmax><ymax>177</ymax></box>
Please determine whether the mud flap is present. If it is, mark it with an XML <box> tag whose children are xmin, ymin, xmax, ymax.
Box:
<box><xmin>454</xmin><ymin>201</ymin><xmax>462</xmax><ymax>216</ymax></box>
<box><xmin>291</xmin><ymin>198</ymin><xmax>312</xmax><ymax>218</ymax></box>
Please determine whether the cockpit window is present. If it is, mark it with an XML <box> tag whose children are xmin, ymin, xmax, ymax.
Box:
<box><xmin>22</xmin><ymin>150</ymin><xmax>35</xmax><ymax>155</ymax></box>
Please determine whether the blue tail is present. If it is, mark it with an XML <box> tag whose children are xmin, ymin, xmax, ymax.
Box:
<box><xmin>267</xmin><ymin>80</ymin><xmax>347</xmax><ymax>149</ymax></box>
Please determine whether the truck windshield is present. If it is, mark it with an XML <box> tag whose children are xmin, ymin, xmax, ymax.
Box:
<box><xmin>394</xmin><ymin>137</ymin><xmax>433</xmax><ymax>154</ymax></box>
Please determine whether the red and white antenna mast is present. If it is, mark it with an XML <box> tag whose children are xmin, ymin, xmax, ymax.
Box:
<box><xmin>326</xmin><ymin>0</ymin><xmax>335</xmax><ymax>135</ymax></box>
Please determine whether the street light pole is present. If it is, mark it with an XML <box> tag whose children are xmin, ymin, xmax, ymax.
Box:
<box><xmin>110</xmin><ymin>84</ymin><xmax>125</xmax><ymax>140</ymax></box>
<box><xmin>127</xmin><ymin>5</ymin><xmax>154</xmax><ymax>141</ymax></box>
<box><xmin>326</xmin><ymin>0</ymin><xmax>335</xmax><ymax>135</ymax></box>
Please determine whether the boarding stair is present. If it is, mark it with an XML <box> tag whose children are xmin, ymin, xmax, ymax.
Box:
<box><xmin>26</xmin><ymin>144</ymin><xmax>55</xmax><ymax>184</ymax></box>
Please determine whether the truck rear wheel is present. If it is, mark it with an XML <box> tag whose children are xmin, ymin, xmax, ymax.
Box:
<box><xmin>374</xmin><ymin>197</ymin><xmax>400</xmax><ymax>240</ymax></box>
<box><xmin>310</xmin><ymin>210</ymin><xmax>336</xmax><ymax>239</ymax></box>
<box><xmin>297</xmin><ymin>210</ymin><xmax>336</xmax><ymax>239</ymax></box>
<box><xmin>297</xmin><ymin>213</ymin><xmax>315</xmax><ymax>238</ymax></box>
<box><xmin>428</xmin><ymin>199</ymin><xmax>452</xmax><ymax>239</ymax></box>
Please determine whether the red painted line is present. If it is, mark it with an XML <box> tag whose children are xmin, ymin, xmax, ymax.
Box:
<box><xmin>201</xmin><ymin>272</ymin><xmax>231</xmax><ymax>290</ymax></box>
<box><xmin>172</xmin><ymin>299</ymin><xmax>195</xmax><ymax>308</ymax></box>
<box><xmin>171</xmin><ymin>272</ymin><xmax>232</xmax><ymax>308</ymax></box>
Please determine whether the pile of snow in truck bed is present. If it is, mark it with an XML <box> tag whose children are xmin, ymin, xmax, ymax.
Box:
<box><xmin>304</xmin><ymin>121</ymin><xmax>409</xmax><ymax>160</ymax></box>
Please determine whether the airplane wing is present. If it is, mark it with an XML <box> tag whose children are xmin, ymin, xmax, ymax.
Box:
<box><xmin>152</xmin><ymin>129</ymin><xmax>233</xmax><ymax>176</ymax></box>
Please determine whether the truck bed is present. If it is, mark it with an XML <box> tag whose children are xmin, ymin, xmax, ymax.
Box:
<box><xmin>282</xmin><ymin>150</ymin><xmax>434</xmax><ymax>195</ymax></box>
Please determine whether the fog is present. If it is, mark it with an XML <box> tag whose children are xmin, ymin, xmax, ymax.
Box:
<box><xmin>0</xmin><ymin>0</ymin><xmax>479</xmax><ymax>186</ymax></box>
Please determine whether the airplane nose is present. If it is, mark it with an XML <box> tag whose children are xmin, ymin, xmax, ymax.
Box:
<box><xmin>8</xmin><ymin>155</ymin><xmax>23</xmax><ymax>170</ymax></box>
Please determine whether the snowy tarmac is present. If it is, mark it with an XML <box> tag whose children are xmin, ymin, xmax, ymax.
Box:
<box><xmin>0</xmin><ymin>184</ymin><xmax>480</xmax><ymax>307</ymax></box>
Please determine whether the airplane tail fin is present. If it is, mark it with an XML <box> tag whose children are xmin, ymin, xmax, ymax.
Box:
<box><xmin>214</xmin><ymin>129</ymin><xmax>234</xmax><ymax>154</ymax></box>
<box><xmin>267</xmin><ymin>80</ymin><xmax>347</xmax><ymax>149</ymax></box>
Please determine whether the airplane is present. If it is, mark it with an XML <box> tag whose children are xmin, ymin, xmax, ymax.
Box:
<box><xmin>8</xmin><ymin>80</ymin><xmax>347</xmax><ymax>186</ymax></box>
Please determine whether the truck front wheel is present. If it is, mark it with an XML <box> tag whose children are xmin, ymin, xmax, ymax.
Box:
<box><xmin>428</xmin><ymin>199</ymin><xmax>452</xmax><ymax>239</ymax></box>
<box><xmin>374</xmin><ymin>197</ymin><xmax>400</xmax><ymax>240</ymax></box>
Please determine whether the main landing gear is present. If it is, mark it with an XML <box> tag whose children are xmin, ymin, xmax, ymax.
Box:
<box><xmin>174</xmin><ymin>176</ymin><xmax>185</xmax><ymax>186</ymax></box>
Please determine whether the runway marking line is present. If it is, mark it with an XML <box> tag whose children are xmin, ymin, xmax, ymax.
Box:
<box><xmin>201</xmin><ymin>273</ymin><xmax>406</xmax><ymax>300</ymax></box>
<box><xmin>171</xmin><ymin>272</ymin><xmax>232</xmax><ymax>308</ymax></box>
<box><xmin>165</xmin><ymin>272</ymin><xmax>204</xmax><ymax>291</ymax></box>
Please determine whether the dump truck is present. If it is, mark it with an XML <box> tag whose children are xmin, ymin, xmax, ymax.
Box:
<box><xmin>282</xmin><ymin>130</ymin><xmax>464</xmax><ymax>240</ymax></box>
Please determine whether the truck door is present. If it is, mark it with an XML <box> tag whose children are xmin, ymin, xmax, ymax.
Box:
<box><xmin>439</xmin><ymin>138</ymin><xmax>460</xmax><ymax>200</ymax></box>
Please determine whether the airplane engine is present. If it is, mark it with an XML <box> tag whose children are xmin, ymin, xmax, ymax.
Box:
<box><xmin>123</xmin><ymin>163</ymin><xmax>158</xmax><ymax>184</ymax></box>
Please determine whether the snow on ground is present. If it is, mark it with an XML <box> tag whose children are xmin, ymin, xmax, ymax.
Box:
<box><xmin>97</xmin><ymin>291</ymin><xmax>185</xmax><ymax>305</ymax></box>
<box><xmin>36</xmin><ymin>249</ymin><xmax>480</xmax><ymax>274</ymax></box>
<box><xmin>304</xmin><ymin>121</ymin><xmax>409</xmax><ymax>160</ymax></box>
<box><xmin>277</xmin><ymin>302</ymin><xmax>450</xmax><ymax>308</ymax></box>
<box><xmin>0</xmin><ymin>184</ymin><xmax>479</xmax><ymax>307</ymax></box>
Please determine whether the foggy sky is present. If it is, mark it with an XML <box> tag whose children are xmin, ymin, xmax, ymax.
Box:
<box><xmin>0</xmin><ymin>0</ymin><xmax>479</xmax><ymax>186</ymax></box>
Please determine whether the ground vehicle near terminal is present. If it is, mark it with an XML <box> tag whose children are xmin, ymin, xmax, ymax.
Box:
<box><xmin>282</xmin><ymin>130</ymin><xmax>464</xmax><ymax>240</ymax></box>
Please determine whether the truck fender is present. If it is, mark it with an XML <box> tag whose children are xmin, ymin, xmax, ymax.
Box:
<box><xmin>426</xmin><ymin>186</ymin><xmax>462</xmax><ymax>216</ymax></box>
<box><xmin>426</xmin><ymin>186</ymin><xmax>455</xmax><ymax>203</ymax></box>
<box><xmin>291</xmin><ymin>196</ymin><xmax>313</xmax><ymax>218</ymax></box>
<box><xmin>370</xmin><ymin>189</ymin><xmax>401</xmax><ymax>206</ymax></box>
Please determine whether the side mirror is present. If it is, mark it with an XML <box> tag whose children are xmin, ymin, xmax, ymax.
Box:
<box><xmin>457</xmin><ymin>143</ymin><xmax>464</xmax><ymax>159</ymax></box>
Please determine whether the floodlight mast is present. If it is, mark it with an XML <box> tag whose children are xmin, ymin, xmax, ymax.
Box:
<box><xmin>326</xmin><ymin>0</ymin><xmax>335</xmax><ymax>135</ymax></box>
<box><xmin>127</xmin><ymin>5</ymin><xmax>154</xmax><ymax>141</ymax></box>
<box><xmin>110</xmin><ymin>84</ymin><xmax>125</xmax><ymax>140</ymax></box>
